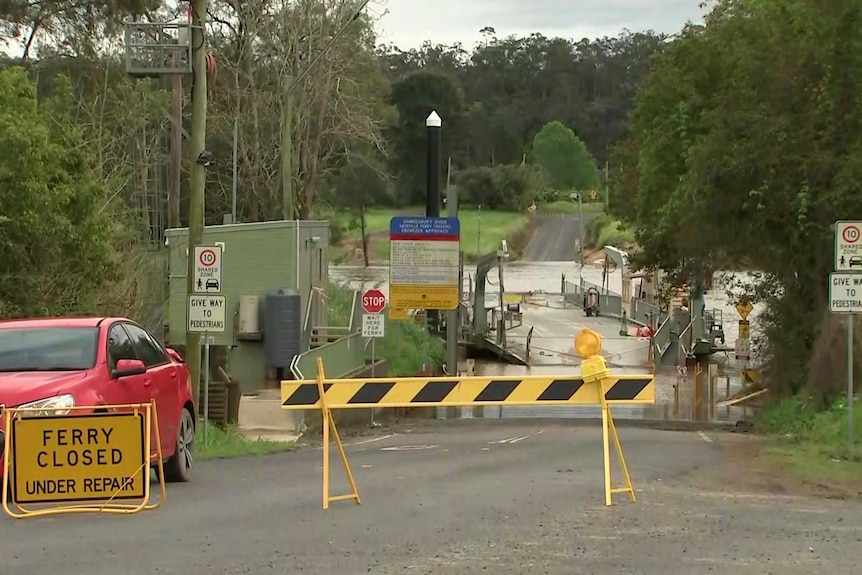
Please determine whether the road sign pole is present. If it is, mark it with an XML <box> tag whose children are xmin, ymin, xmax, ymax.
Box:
<box><xmin>446</xmin><ymin>180</ymin><xmax>459</xmax><ymax>380</ymax></box>
<box><xmin>370</xmin><ymin>337</ymin><xmax>376</xmax><ymax>427</ymax></box>
<box><xmin>848</xmin><ymin>315</ymin><xmax>854</xmax><ymax>449</ymax></box>
<box><xmin>426</xmin><ymin>111</ymin><xmax>442</xmax><ymax>331</ymax></box>
<box><xmin>834</xmin><ymin>220</ymin><xmax>861</xmax><ymax>448</ymax></box>
<box><xmin>203</xmin><ymin>334</ymin><xmax>210</xmax><ymax>447</ymax></box>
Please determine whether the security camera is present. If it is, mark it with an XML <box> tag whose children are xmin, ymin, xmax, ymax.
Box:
<box><xmin>196</xmin><ymin>151</ymin><xmax>215</xmax><ymax>167</ymax></box>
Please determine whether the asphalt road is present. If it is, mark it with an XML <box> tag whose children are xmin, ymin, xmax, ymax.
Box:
<box><xmin>1</xmin><ymin>423</ymin><xmax>859</xmax><ymax>574</ymax></box>
<box><xmin>522</xmin><ymin>214</ymin><xmax>597</xmax><ymax>262</ymax></box>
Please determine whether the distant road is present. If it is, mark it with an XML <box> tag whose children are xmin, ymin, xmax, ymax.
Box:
<box><xmin>521</xmin><ymin>213</ymin><xmax>599</xmax><ymax>262</ymax></box>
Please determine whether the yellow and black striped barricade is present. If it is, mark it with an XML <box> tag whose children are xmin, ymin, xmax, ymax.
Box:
<box><xmin>282</xmin><ymin>328</ymin><xmax>654</xmax><ymax>509</ymax></box>
<box><xmin>1</xmin><ymin>401</ymin><xmax>166</xmax><ymax>519</ymax></box>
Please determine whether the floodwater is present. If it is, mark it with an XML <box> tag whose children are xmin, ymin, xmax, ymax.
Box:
<box><xmin>330</xmin><ymin>261</ymin><xmax>761</xmax><ymax>423</ymax></box>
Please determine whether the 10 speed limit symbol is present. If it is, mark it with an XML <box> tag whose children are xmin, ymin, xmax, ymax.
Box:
<box><xmin>199</xmin><ymin>249</ymin><xmax>217</xmax><ymax>266</ymax></box>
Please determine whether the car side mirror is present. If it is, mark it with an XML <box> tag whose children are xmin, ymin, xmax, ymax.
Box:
<box><xmin>165</xmin><ymin>348</ymin><xmax>184</xmax><ymax>363</ymax></box>
<box><xmin>115</xmin><ymin>359</ymin><xmax>147</xmax><ymax>378</ymax></box>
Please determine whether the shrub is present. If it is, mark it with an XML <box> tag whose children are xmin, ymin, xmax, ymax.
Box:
<box><xmin>586</xmin><ymin>213</ymin><xmax>614</xmax><ymax>245</ymax></box>
<box><xmin>457</xmin><ymin>164</ymin><xmax>529</xmax><ymax>211</ymax></box>
<box><xmin>596</xmin><ymin>220</ymin><xmax>635</xmax><ymax>248</ymax></box>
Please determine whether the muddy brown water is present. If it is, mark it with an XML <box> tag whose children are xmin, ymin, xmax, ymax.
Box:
<box><xmin>330</xmin><ymin>262</ymin><xmax>761</xmax><ymax>423</ymax></box>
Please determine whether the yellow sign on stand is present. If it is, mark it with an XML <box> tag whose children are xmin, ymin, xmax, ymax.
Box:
<box><xmin>2</xmin><ymin>402</ymin><xmax>166</xmax><ymax>519</ymax></box>
<box><xmin>11</xmin><ymin>413</ymin><xmax>147</xmax><ymax>504</ymax></box>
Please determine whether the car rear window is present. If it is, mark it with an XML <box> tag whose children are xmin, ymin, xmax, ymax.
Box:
<box><xmin>0</xmin><ymin>327</ymin><xmax>99</xmax><ymax>372</ymax></box>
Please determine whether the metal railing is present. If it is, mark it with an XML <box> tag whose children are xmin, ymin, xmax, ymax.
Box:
<box><xmin>599</xmin><ymin>293</ymin><xmax>623</xmax><ymax>317</ymax></box>
<box><xmin>564</xmin><ymin>280</ymin><xmax>584</xmax><ymax>306</ymax></box>
<box><xmin>582</xmin><ymin>279</ymin><xmax>620</xmax><ymax>296</ymax></box>
<box><xmin>652</xmin><ymin>314</ymin><xmax>674</xmax><ymax>358</ymax></box>
<box><xmin>678</xmin><ymin>320</ymin><xmax>694</xmax><ymax>359</ymax></box>
<box><xmin>294</xmin><ymin>332</ymin><xmax>364</xmax><ymax>380</ymax></box>
<box><xmin>632</xmin><ymin>299</ymin><xmax>663</xmax><ymax>326</ymax></box>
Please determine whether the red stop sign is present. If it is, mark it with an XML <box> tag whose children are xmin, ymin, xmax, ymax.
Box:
<box><xmin>361</xmin><ymin>288</ymin><xmax>387</xmax><ymax>314</ymax></box>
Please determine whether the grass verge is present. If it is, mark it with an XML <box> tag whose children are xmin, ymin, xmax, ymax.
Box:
<box><xmin>755</xmin><ymin>395</ymin><xmax>862</xmax><ymax>483</ymax></box>
<box><xmin>585</xmin><ymin>212</ymin><xmax>634</xmax><ymax>248</ymax></box>
<box><xmin>197</xmin><ymin>423</ymin><xmax>296</xmax><ymax>460</ymax></box>
<box><xmin>540</xmin><ymin>200</ymin><xmax>606</xmax><ymax>215</ymax></box>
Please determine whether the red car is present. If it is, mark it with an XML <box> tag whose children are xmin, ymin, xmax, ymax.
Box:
<box><xmin>0</xmin><ymin>317</ymin><xmax>196</xmax><ymax>488</ymax></box>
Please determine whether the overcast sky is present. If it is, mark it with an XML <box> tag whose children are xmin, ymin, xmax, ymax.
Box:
<box><xmin>371</xmin><ymin>0</ymin><xmax>711</xmax><ymax>49</ymax></box>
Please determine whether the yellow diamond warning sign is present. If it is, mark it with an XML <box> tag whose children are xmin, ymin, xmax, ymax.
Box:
<box><xmin>10</xmin><ymin>412</ymin><xmax>147</xmax><ymax>504</ymax></box>
<box><xmin>735</xmin><ymin>298</ymin><xmax>754</xmax><ymax>320</ymax></box>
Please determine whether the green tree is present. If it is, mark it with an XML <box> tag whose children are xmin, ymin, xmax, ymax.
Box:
<box><xmin>0</xmin><ymin>0</ymin><xmax>160</xmax><ymax>58</ymax></box>
<box><xmin>530</xmin><ymin>120</ymin><xmax>599</xmax><ymax>191</ymax></box>
<box><xmin>387</xmin><ymin>70</ymin><xmax>466</xmax><ymax>205</ymax></box>
<box><xmin>622</xmin><ymin>0</ymin><xmax>862</xmax><ymax>398</ymax></box>
<box><xmin>456</xmin><ymin>164</ymin><xmax>529</xmax><ymax>210</ymax></box>
<box><xmin>0</xmin><ymin>67</ymin><xmax>117</xmax><ymax>317</ymax></box>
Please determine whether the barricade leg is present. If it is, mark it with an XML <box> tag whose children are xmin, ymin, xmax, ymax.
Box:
<box><xmin>599</xmin><ymin>389</ymin><xmax>636</xmax><ymax>507</ymax></box>
<box><xmin>316</xmin><ymin>358</ymin><xmax>360</xmax><ymax>510</ymax></box>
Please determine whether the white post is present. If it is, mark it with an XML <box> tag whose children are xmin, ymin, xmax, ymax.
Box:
<box><xmin>848</xmin><ymin>314</ymin><xmax>854</xmax><ymax>449</ymax></box>
<box><xmin>203</xmin><ymin>335</ymin><xmax>210</xmax><ymax>447</ymax></box>
<box><xmin>370</xmin><ymin>338</ymin><xmax>376</xmax><ymax>427</ymax></box>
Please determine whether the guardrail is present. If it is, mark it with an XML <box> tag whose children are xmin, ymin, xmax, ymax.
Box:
<box><xmin>294</xmin><ymin>332</ymin><xmax>364</xmax><ymax>380</ymax></box>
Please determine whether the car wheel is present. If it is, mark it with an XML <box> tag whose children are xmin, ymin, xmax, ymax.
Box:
<box><xmin>161</xmin><ymin>408</ymin><xmax>195</xmax><ymax>483</ymax></box>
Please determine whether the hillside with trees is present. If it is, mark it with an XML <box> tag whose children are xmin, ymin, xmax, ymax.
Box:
<box><xmin>0</xmin><ymin>0</ymin><xmax>666</xmax><ymax>331</ymax></box>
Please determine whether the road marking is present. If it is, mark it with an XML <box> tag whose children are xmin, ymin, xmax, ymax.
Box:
<box><xmin>351</xmin><ymin>434</ymin><xmax>396</xmax><ymax>445</ymax></box>
<box><xmin>489</xmin><ymin>429</ymin><xmax>545</xmax><ymax>444</ymax></box>
<box><xmin>698</xmin><ymin>431</ymin><xmax>713</xmax><ymax>443</ymax></box>
<box><xmin>314</xmin><ymin>433</ymin><xmax>396</xmax><ymax>451</ymax></box>
<box><xmin>380</xmin><ymin>444</ymin><xmax>438</xmax><ymax>451</ymax></box>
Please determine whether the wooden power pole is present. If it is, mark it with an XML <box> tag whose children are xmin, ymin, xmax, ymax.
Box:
<box><xmin>184</xmin><ymin>0</ymin><xmax>209</xmax><ymax>411</ymax></box>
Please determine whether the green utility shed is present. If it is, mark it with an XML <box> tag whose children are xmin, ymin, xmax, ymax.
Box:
<box><xmin>165</xmin><ymin>220</ymin><xmax>330</xmax><ymax>393</ymax></box>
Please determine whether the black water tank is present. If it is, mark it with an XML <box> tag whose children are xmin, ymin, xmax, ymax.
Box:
<box><xmin>263</xmin><ymin>288</ymin><xmax>302</xmax><ymax>369</ymax></box>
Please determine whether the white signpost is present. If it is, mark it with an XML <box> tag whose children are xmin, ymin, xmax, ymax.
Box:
<box><xmin>835</xmin><ymin>221</ymin><xmax>862</xmax><ymax>271</ymax></box>
<box><xmin>193</xmin><ymin>245</ymin><xmax>223</xmax><ymax>294</ymax></box>
<box><xmin>829</xmin><ymin>273</ymin><xmax>862</xmax><ymax>314</ymax></box>
<box><xmin>361</xmin><ymin>314</ymin><xmax>385</xmax><ymax>338</ymax></box>
<box><xmin>361</xmin><ymin>289</ymin><xmax>386</xmax><ymax>427</ymax></box>
<box><xmin>831</xmin><ymin>222</ymin><xmax>860</xmax><ymax>450</ymax></box>
<box><xmin>187</xmin><ymin>295</ymin><xmax>227</xmax><ymax>333</ymax></box>
<box><xmin>190</xmin><ymin>244</ymin><xmax>224</xmax><ymax>447</ymax></box>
